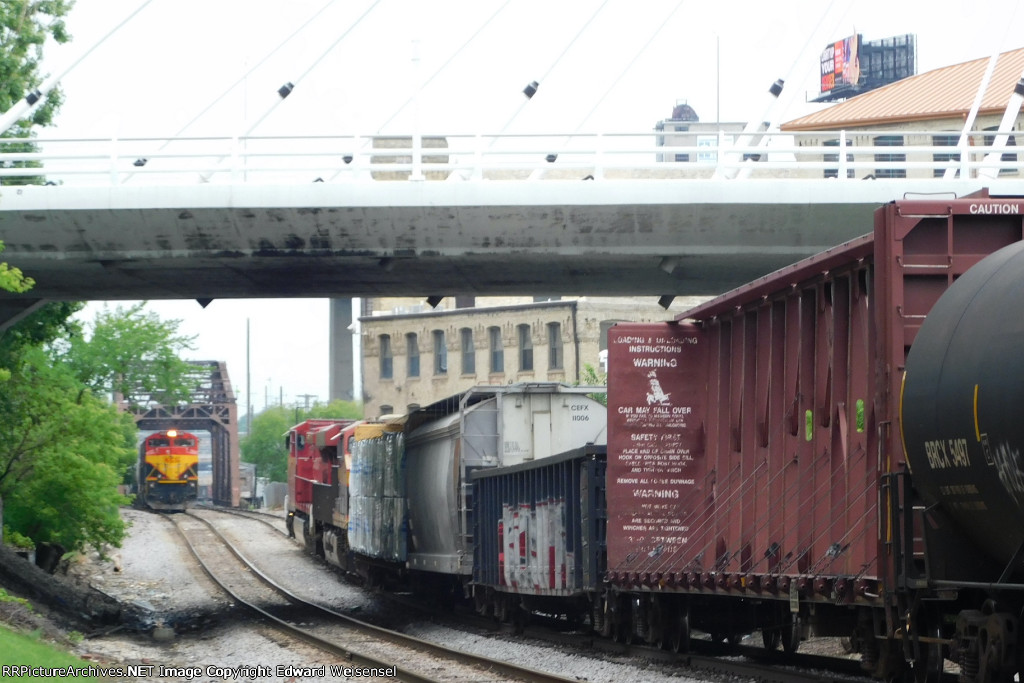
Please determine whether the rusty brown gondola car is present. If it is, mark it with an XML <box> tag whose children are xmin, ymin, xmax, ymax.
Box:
<box><xmin>587</xmin><ymin>191</ymin><xmax>1024</xmax><ymax>683</ymax></box>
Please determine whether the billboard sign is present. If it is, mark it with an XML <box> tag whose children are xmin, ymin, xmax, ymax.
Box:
<box><xmin>820</xmin><ymin>34</ymin><xmax>861</xmax><ymax>94</ymax></box>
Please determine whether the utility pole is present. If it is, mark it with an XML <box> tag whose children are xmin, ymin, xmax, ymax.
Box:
<box><xmin>296</xmin><ymin>393</ymin><xmax>317</xmax><ymax>409</ymax></box>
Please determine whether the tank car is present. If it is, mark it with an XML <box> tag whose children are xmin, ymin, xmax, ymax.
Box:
<box><xmin>137</xmin><ymin>429</ymin><xmax>199</xmax><ymax>512</ymax></box>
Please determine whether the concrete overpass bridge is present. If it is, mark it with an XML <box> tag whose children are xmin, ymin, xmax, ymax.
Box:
<box><xmin>1</xmin><ymin>131</ymin><xmax>1019</xmax><ymax>329</ymax></box>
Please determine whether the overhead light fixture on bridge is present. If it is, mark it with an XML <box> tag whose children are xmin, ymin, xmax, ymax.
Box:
<box><xmin>133</xmin><ymin>158</ymin><xmax>147</xmax><ymax>167</ymax></box>
<box><xmin>278</xmin><ymin>82</ymin><xmax>295</xmax><ymax>98</ymax></box>
<box><xmin>545</xmin><ymin>154</ymin><xmax>558</xmax><ymax>163</ymax></box>
<box><xmin>658</xmin><ymin>295</ymin><xmax>675</xmax><ymax>309</ymax></box>
<box><xmin>659</xmin><ymin>256</ymin><xmax>679</xmax><ymax>274</ymax></box>
<box><xmin>196</xmin><ymin>298</ymin><xmax>213</xmax><ymax>309</ymax></box>
<box><xmin>523</xmin><ymin>80</ymin><xmax>539</xmax><ymax>99</ymax></box>
<box><xmin>343</xmin><ymin>155</ymin><xmax>353</xmax><ymax>164</ymax></box>
<box><xmin>426</xmin><ymin>296</ymin><xmax>444</xmax><ymax>308</ymax></box>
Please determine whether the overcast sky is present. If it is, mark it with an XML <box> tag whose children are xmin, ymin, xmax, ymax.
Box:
<box><xmin>37</xmin><ymin>0</ymin><xmax>1024</xmax><ymax>414</ymax></box>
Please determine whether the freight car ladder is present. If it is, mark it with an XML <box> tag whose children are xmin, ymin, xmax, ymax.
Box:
<box><xmin>882</xmin><ymin>469</ymin><xmax>929</xmax><ymax>590</ymax></box>
<box><xmin>457</xmin><ymin>391</ymin><xmax>501</xmax><ymax>574</ymax></box>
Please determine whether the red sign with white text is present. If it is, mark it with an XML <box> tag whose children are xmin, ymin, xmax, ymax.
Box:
<box><xmin>606</xmin><ymin>321</ymin><xmax>707</xmax><ymax>575</ymax></box>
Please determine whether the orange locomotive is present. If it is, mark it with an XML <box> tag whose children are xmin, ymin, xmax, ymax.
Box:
<box><xmin>137</xmin><ymin>429</ymin><xmax>199</xmax><ymax>511</ymax></box>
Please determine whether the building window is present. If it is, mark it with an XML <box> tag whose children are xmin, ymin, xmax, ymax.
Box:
<box><xmin>518</xmin><ymin>324</ymin><xmax>533</xmax><ymax>372</ymax></box>
<box><xmin>379</xmin><ymin>335</ymin><xmax>393</xmax><ymax>380</ymax></box>
<box><xmin>460</xmin><ymin>328</ymin><xmax>475</xmax><ymax>375</ymax></box>
<box><xmin>489</xmin><ymin>326</ymin><xmax>504</xmax><ymax>374</ymax></box>
<box><xmin>548</xmin><ymin>322</ymin><xmax>563</xmax><ymax>370</ymax></box>
<box><xmin>823</xmin><ymin>138</ymin><xmax>854</xmax><ymax>179</ymax></box>
<box><xmin>983</xmin><ymin>127</ymin><xmax>1017</xmax><ymax>176</ymax></box>
<box><xmin>406</xmin><ymin>332</ymin><xmax>419</xmax><ymax>378</ymax></box>
<box><xmin>874</xmin><ymin>135</ymin><xmax>905</xmax><ymax>178</ymax></box>
<box><xmin>932</xmin><ymin>134</ymin><xmax>960</xmax><ymax>178</ymax></box>
<box><xmin>432</xmin><ymin>330</ymin><xmax>447</xmax><ymax>375</ymax></box>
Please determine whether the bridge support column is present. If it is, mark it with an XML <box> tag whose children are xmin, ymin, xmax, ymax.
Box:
<box><xmin>329</xmin><ymin>298</ymin><xmax>355</xmax><ymax>402</ymax></box>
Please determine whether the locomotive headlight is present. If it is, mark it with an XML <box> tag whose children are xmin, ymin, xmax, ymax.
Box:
<box><xmin>167</xmin><ymin>429</ymin><xmax>178</xmax><ymax>437</ymax></box>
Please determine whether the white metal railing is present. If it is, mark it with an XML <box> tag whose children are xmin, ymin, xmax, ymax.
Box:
<box><xmin>0</xmin><ymin>129</ymin><xmax>1019</xmax><ymax>186</ymax></box>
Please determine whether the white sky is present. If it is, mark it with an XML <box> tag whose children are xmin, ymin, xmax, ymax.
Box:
<box><xmin>37</xmin><ymin>0</ymin><xmax>1024</xmax><ymax>414</ymax></box>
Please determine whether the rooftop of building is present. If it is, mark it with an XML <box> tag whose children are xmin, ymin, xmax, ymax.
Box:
<box><xmin>782</xmin><ymin>46</ymin><xmax>1024</xmax><ymax>131</ymax></box>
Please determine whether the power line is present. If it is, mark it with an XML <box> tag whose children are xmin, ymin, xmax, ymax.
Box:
<box><xmin>375</xmin><ymin>0</ymin><xmax>514</xmax><ymax>133</ymax></box>
<box><xmin>572</xmin><ymin>0</ymin><xmax>687</xmax><ymax>133</ymax></box>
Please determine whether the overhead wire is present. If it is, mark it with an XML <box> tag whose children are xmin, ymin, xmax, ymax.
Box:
<box><xmin>239</xmin><ymin>0</ymin><xmax>382</xmax><ymax>136</ymax></box>
<box><xmin>166</xmin><ymin>0</ymin><xmax>344</xmax><ymax>140</ymax></box>
<box><xmin>492</xmin><ymin>0</ymin><xmax>613</xmax><ymax>136</ymax></box>
<box><xmin>571</xmin><ymin>0</ymin><xmax>686</xmax><ymax>133</ymax></box>
<box><xmin>124</xmin><ymin>0</ymin><xmax>380</xmax><ymax>183</ymax></box>
<box><xmin>375</xmin><ymin>0</ymin><xmax>515</xmax><ymax>133</ymax></box>
<box><xmin>0</xmin><ymin>0</ymin><xmax>158</xmax><ymax>135</ymax></box>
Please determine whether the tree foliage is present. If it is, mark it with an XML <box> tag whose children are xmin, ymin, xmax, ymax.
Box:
<box><xmin>0</xmin><ymin>346</ymin><xmax>135</xmax><ymax>552</ymax></box>
<box><xmin>0</xmin><ymin>0</ymin><xmax>73</xmax><ymax>136</ymax></box>
<box><xmin>578</xmin><ymin>362</ymin><xmax>608</xmax><ymax>406</ymax></box>
<box><xmin>242</xmin><ymin>400</ymin><xmax>363</xmax><ymax>483</ymax></box>
<box><xmin>0</xmin><ymin>304</ymin><xmax>197</xmax><ymax>554</ymax></box>
<box><xmin>55</xmin><ymin>303</ymin><xmax>198</xmax><ymax>408</ymax></box>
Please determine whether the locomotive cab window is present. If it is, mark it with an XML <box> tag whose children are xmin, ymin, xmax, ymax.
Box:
<box><xmin>175</xmin><ymin>438</ymin><xmax>195</xmax><ymax>448</ymax></box>
<box><xmin>149</xmin><ymin>438</ymin><xmax>170</xmax><ymax>448</ymax></box>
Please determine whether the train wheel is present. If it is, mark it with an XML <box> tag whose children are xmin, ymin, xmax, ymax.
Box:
<box><xmin>494</xmin><ymin>595</ymin><xmax>509</xmax><ymax>623</ymax></box>
<box><xmin>651</xmin><ymin>599</ymin><xmax>672</xmax><ymax>650</ymax></box>
<box><xmin>671</xmin><ymin>605</ymin><xmax>691</xmax><ymax>654</ymax></box>
<box><xmin>781</xmin><ymin>611</ymin><xmax>801</xmax><ymax>654</ymax></box>
<box><xmin>301</xmin><ymin>518</ymin><xmax>315</xmax><ymax>554</ymax></box>
<box><xmin>599</xmin><ymin>596</ymin><xmax>613</xmax><ymax>638</ymax></box>
<box><xmin>611</xmin><ymin>596</ymin><xmax>632</xmax><ymax>644</ymax></box>
<box><xmin>762</xmin><ymin>627</ymin><xmax>782</xmax><ymax>651</ymax></box>
<box><xmin>474</xmin><ymin>590</ymin><xmax>492</xmax><ymax>617</ymax></box>
<box><xmin>912</xmin><ymin>611</ymin><xmax>944</xmax><ymax>683</ymax></box>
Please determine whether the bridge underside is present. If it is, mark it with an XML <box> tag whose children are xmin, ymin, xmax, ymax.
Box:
<box><xmin>0</xmin><ymin>178</ymin><xmax>1002</xmax><ymax>328</ymax></box>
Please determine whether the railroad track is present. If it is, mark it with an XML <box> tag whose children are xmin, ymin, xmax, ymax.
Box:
<box><xmin>190</xmin><ymin>506</ymin><xmax>909</xmax><ymax>683</ymax></box>
<box><xmin>164</xmin><ymin>509</ymin><xmax>576</xmax><ymax>683</ymax></box>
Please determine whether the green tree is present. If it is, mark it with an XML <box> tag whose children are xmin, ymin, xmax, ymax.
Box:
<box><xmin>0</xmin><ymin>242</ymin><xmax>34</xmax><ymax>301</ymax></box>
<box><xmin>0</xmin><ymin>0</ymin><xmax>74</xmax><ymax>183</ymax></box>
<box><xmin>56</xmin><ymin>303</ymin><xmax>198</xmax><ymax>408</ymax></box>
<box><xmin>1</xmin><ymin>304</ymin><xmax>196</xmax><ymax>557</ymax></box>
<box><xmin>242</xmin><ymin>400</ymin><xmax>362</xmax><ymax>483</ymax></box>
<box><xmin>578</xmin><ymin>362</ymin><xmax>608</xmax><ymax>406</ymax></box>
<box><xmin>0</xmin><ymin>347</ymin><xmax>134</xmax><ymax>553</ymax></box>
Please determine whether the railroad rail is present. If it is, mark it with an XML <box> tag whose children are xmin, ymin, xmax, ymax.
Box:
<box><xmin>196</xmin><ymin>505</ymin><xmax>904</xmax><ymax>683</ymax></box>
<box><xmin>164</xmin><ymin>509</ymin><xmax>575</xmax><ymax>683</ymax></box>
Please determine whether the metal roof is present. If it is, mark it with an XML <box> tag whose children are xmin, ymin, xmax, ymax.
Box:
<box><xmin>782</xmin><ymin>47</ymin><xmax>1024</xmax><ymax>131</ymax></box>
